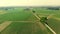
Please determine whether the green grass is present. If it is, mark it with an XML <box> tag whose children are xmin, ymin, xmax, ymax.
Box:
<box><xmin>0</xmin><ymin>7</ymin><xmax>60</xmax><ymax>34</ymax></box>
<box><xmin>48</xmin><ymin>18</ymin><xmax>60</xmax><ymax>34</ymax></box>
<box><xmin>1</xmin><ymin>22</ymin><xmax>33</xmax><ymax>34</ymax></box>
<box><xmin>33</xmin><ymin>8</ymin><xmax>60</xmax><ymax>34</ymax></box>
<box><xmin>0</xmin><ymin>9</ymin><xmax>32</xmax><ymax>24</ymax></box>
<box><xmin>1</xmin><ymin>22</ymin><xmax>52</xmax><ymax>34</ymax></box>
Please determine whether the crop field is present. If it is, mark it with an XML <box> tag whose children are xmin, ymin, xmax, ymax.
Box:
<box><xmin>0</xmin><ymin>7</ymin><xmax>60</xmax><ymax>34</ymax></box>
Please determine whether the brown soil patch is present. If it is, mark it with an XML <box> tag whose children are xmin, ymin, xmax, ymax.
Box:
<box><xmin>0</xmin><ymin>21</ymin><xmax>12</xmax><ymax>32</ymax></box>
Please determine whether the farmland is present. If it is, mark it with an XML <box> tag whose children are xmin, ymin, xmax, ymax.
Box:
<box><xmin>0</xmin><ymin>7</ymin><xmax>60</xmax><ymax>34</ymax></box>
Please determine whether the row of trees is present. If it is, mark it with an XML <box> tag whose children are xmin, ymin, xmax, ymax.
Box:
<box><xmin>47</xmin><ymin>7</ymin><xmax>59</xmax><ymax>10</ymax></box>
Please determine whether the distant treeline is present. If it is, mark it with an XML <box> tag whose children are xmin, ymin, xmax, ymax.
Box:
<box><xmin>0</xmin><ymin>6</ymin><xmax>60</xmax><ymax>10</ymax></box>
<box><xmin>47</xmin><ymin>7</ymin><xmax>60</xmax><ymax>10</ymax></box>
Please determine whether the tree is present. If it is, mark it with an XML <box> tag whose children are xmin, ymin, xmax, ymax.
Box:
<box><xmin>40</xmin><ymin>17</ymin><xmax>48</xmax><ymax>25</ymax></box>
<box><xmin>32</xmin><ymin>10</ymin><xmax>35</xmax><ymax>13</ymax></box>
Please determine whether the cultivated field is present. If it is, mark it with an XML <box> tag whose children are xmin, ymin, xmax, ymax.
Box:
<box><xmin>0</xmin><ymin>7</ymin><xmax>60</xmax><ymax>34</ymax></box>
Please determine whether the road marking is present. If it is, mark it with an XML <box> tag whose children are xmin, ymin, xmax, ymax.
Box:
<box><xmin>0</xmin><ymin>21</ymin><xmax>12</xmax><ymax>32</ymax></box>
<box><xmin>45</xmin><ymin>24</ymin><xmax>56</xmax><ymax>34</ymax></box>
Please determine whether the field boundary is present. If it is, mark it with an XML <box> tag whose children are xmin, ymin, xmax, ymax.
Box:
<box><xmin>12</xmin><ymin>21</ymin><xmax>34</xmax><ymax>22</ymax></box>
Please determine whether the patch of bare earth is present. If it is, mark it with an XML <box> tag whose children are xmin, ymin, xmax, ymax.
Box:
<box><xmin>0</xmin><ymin>11</ymin><xmax>7</xmax><ymax>14</ymax></box>
<box><xmin>0</xmin><ymin>21</ymin><xmax>12</xmax><ymax>32</ymax></box>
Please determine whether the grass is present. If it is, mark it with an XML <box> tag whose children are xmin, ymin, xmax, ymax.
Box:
<box><xmin>1</xmin><ymin>22</ymin><xmax>33</xmax><ymax>34</ymax></box>
<box><xmin>0</xmin><ymin>9</ymin><xmax>32</xmax><ymax>24</ymax></box>
<box><xmin>48</xmin><ymin>18</ymin><xmax>60</xmax><ymax>34</ymax></box>
<box><xmin>1</xmin><ymin>22</ymin><xmax>52</xmax><ymax>34</ymax></box>
<box><xmin>0</xmin><ymin>7</ymin><xmax>60</xmax><ymax>34</ymax></box>
<box><xmin>33</xmin><ymin>8</ymin><xmax>60</xmax><ymax>34</ymax></box>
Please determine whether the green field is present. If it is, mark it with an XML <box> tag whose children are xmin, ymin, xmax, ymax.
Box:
<box><xmin>0</xmin><ymin>7</ymin><xmax>60</xmax><ymax>34</ymax></box>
